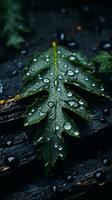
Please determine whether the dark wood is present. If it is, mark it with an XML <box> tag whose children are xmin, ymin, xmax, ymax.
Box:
<box><xmin>0</xmin><ymin>0</ymin><xmax>112</xmax><ymax>199</ymax></box>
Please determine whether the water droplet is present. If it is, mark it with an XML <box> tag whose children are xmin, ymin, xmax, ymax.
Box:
<box><xmin>64</xmin><ymin>123</ymin><xmax>72</xmax><ymax>131</ymax></box>
<box><xmin>54</xmin><ymin>143</ymin><xmax>58</xmax><ymax>148</ymax></box>
<box><xmin>46</xmin><ymin>138</ymin><xmax>50</xmax><ymax>142</ymax></box>
<box><xmin>79</xmin><ymin>100</ymin><xmax>84</xmax><ymax>105</ymax></box>
<box><xmin>29</xmin><ymin>112</ymin><xmax>32</xmax><ymax>116</ymax></box>
<box><xmin>34</xmin><ymin>58</ymin><xmax>37</xmax><ymax>62</ymax></box>
<box><xmin>58</xmin><ymin>75</ymin><xmax>63</xmax><ymax>80</ymax></box>
<box><xmin>75</xmin><ymin>68</ymin><xmax>79</xmax><ymax>74</ymax></box>
<box><xmin>94</xmin><ymin>171</ymin><xmax>105</xmax><ymax>182</ymax></box>
<box><xmin>92</xmin><ymin>83</ymin><xmax>96</xmax><ymax>87</ymax></box>
<box><xmin>85</xmin><ymin>77</ymin><xmax>89</xmax><ymax>81</ymax></box>
<box><xmin>31</xmin><ymin>109</ymin><xmax>34</xmax><ymax>113</ymax></box>
<box><xmin>46</xmin><ymin>58</ymin><xmax>50</xmax><ymax>62</ymax></box>
<box><xmin>39</xmin><ymin>76</ymin><xmax>42</xmax><ymax>80</ymax></box>
<box><xmin>37</xmin><ymin>137</ymin><xmax>43</xmax><ymax>142</ymax></box>
<box><xmin>48</xmin><ymin>101</ymin><xmax>54</xmax><ymax>108</ymax></box>
<box><xmin>102</xmin><ymin>157</ymin><xmax>111</xmax><ymax>166</ymax></box>
<box><xmin>52</xmin><ymin>185</ymin><xmax>57</xmax><ymax>193</ymax></box>
<box><xmin>80</xmin><ymin>106</ymin><xmax>84</xmax><ymax>110</ymax></box>
<box><xmin>26</xmin><ymin>72</ymin><xmax>30</xmax><ymax>77</ymax></box>
<box><xmin>11</xmin><ymin>70</ymin><xmax>18</xmax><ymax>77</ymax></box>
<box><xmin>67</xmin><ymin>91</ymin><xmax>73</xmax><ymax>98</ymax></box>
<box><xmin>100</xmin><ymin>86</ymin><xmax>105</xmax><ymax>92</ymax></box>
<box><xmin>43</xmin><ymin>78</ymin><xmax>50</xmax><ymax>83</ymax></box>
<box><xmin>73</xmin><ymin>131</ymin><xmax>79</xmax><ymax>136</ymax></box>
<box><xmin>5</xmin><ymin>156</ymin><xmax>19</xmax><ymax>169</ymax></box>
<box><xmin>58</xmin><ymin>50</ymin><xmax>61</xmax><ymax>54</ymax></box>
<box><xmin>21</xmin><ymin>49</ymin><xmax>28</xmax><ymax>55</ymax></box>
<box><xmin>5</xmin><ymin>140</ymin><xmax>13</xmax><ymax>147</ymax></box>
<box><xmin>55</xmin><ymin>125</ymin><xmax>60</xmax><ymax>131</ymax></box>
<box><xmin>58</xmin><ymin>146</ymin><xmax>63</xmax><ymax>151</ymax></box>
<box><xmin>64</xmin><ymin>64</ymin><xmax>68</xmax><ymax>68</ymax></box>
<box><xmin>67</xmin><ymin>70</ymin><xmax>74</xmax><ymax>76</ymax></box>
<box><xmin>58</xmin><ymin>60</ymin><xmax>61</xmax><ymax>64</ymax></box>
<box><xmin>57</xmin><ymin>87</ymin><xmax>61</xmax><ymax>92</ymax></box>
<box><xmin>39</xmin><ymin>111</ymin><xmax>45</xmax><ymax>116</ymax></box>
<box><xmin>69</xmin><ymin>101</ymin><xmax>79</xmax><ymax>108</ymax></box>
<box><xmin>69</xmin><ymin>55</ymin><xmax>75</xmax><ymax>61</ymax></box>
<box><xmin>51</xmin><ymin>72</ymin><xmax>53</xmax><ymax>76</ymax></box>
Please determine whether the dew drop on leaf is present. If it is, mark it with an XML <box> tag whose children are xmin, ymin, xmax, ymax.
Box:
<box><xmin>26</xmin><ymin>72</ymin><xmax>30</xmax><ymax>77</ymax></box>
<box><xmin>54</xmin><ymin>143</ymin><xmax>58</xmax><ymax>148</ymax></box>
<box><xmin>64</xmin><ymin>64</ymin><xmax>68</xmax><ymax>68</ymax></box>
<box><xmin>55</xmin><ymin>125</ymin><xmax>60</xmax><ymax>131</ymax></box>
<box><xmin>69</xmin><ymin>55</ymin><xmax>75</xmax><ymax>61</ymax></box>
<box><xmin>46</xmin><ymin>58</ymin><xmax>50</xmax><ymax>62</ymax></box>
<box><xmin>67</xmin><ymin>91</ymin><xmax>73</xmax><ymax>98</ymax></box>
<box><xmin>85</xmin><ymin>77</ymin><xmax>89</xmax><ymax>81</ymax></box>
<box><xmin>92</xmin><ymin>83</ymin><xmax>96</xmax><ymax>87</ymax></box>
<box><xmin>67</xmin><ymin>70</ymin><xmax>74</xmax><ymax>76</ymax></box>
<box><xmin>31</xmin><ymin>108</ymin><xmax>35</xmax><ymax>113</ymax></box>
<box><xmin>43</xmin><ymin>78</ymin><xmax>50</xmax><ymax>83</ymax></box>
<box><xmin>58</xmin><ymin>75</ymin><xmax>63</xmax><ymax>80</ymax></box>
<box><xmin>73</xmin><ymin>131</ymin><xmax>79</xmax><ymax>136</ymax></box>
<box><xmin>58</xmin><ymin>50</ymin><xmax>61</xmax><ymax>54</ymax></box>
<box><xmin>58</xmin><ymin>146</ymin><xmax>63</xmax><ymax>151</ymax></box>
<box><xmin>75</xmin><ymin>68</ymin><xmax>79</xmax><ymax>74</ymax></box>
<box><xmin>34</xmin><ymin>58</ymin><xmax>37</xmax><ymax>62</ymax></box>
<box><xmin>64</xmin><ymin>122</ymin><xmax>72</xmax><ymax>131</ymax></box>
<box><xmin>100</xmin><ymin>86</ymin><xmax>105</xmax><ymax>91</ymax></box>
<box><xmin>57</xmin><ymin>87</ymin><xmax>61</xmax><ymax>92</ymax></box>
<box><xmin>79</xmin><ymin>100</ymin><xmax>84</xmax><ymax>105</ymax></box>
<box><xmin>80</xmin><ymin>106</ymin><xmax>84</xmax><ymax>110</ymax></box>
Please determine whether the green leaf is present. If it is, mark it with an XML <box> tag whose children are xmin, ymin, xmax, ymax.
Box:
<box><xmin>0</xmin><ymin>0</ymin><xmax>29</xmax><ymax>48</ymax></box>
<box><xmin>19</xmin><ymin>42</ymin><xmax>107</xmax><ymax>172</ymax></box>
<box><xmin>92</xmin><ymin>51</ymin><xmax>112</xmax><ymax>76</ymax></box>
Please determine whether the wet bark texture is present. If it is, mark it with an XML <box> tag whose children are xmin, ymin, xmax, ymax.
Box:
<box><xmin>0</xmin><ymin>0</ymin><xmax>112</xmax><ymax>199</ymax></box>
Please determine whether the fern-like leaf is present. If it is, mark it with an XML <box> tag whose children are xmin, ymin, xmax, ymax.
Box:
<box><xmin>18</xmin><ymin>42</ymin><xmax>107</xmax><ymax>172</ymax></box>
<box><xmin>92</xmin><ymin>51</ymin><xmax>112</xmax><ymax>78</ymax></box>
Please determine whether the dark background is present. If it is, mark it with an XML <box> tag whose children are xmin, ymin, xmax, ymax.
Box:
<box><xmin>0</xmin><ymin>0</ymin><xmax>112</xmax><ymax>199</ymax></box>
